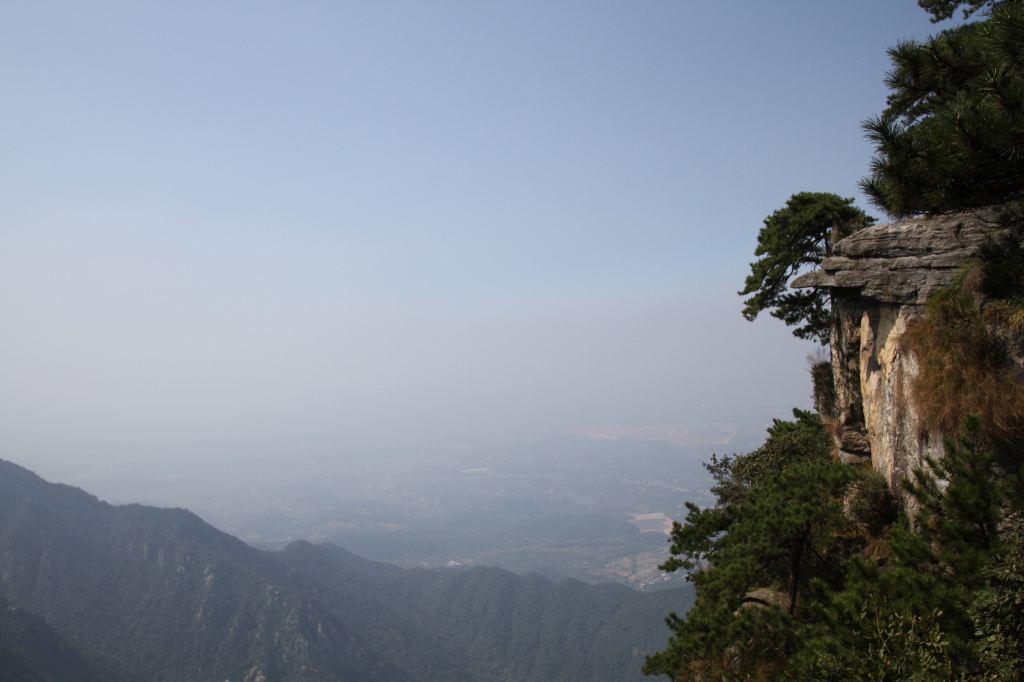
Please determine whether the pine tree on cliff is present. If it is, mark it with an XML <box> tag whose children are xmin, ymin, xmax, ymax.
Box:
<box><xmin>789</xmin><ymin>419</ymin><xmax>1024</xmax><ymax>680</ymax></box>
<box><xmin>643</xmin><ymin>411</ymin><xmax>857</xmax><ymax>679</ymax></box>
<box><xmin>741</xmin><ymin>1</ymin><xmax>1024</xmax><ymax>348</ymax></box>
<box><xmin>863</xmin><ymin>0</ymin><xmax>1024</xmax><ymax>216</ymax></box>
<box><xmin>738</xmin><ymin>192</ymin><xmax>873</xmax><ymax>345</ymax></box>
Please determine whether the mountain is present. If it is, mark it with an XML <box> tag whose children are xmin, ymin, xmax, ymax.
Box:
<box><xmin>0</xmin><ymin>460</ymin><xmax>692</xmax><ymax>681</ymax></box>
<box><xmin>278</xmin><ymin>541</ymin><xmax>683</xmax><ymax>681</ymax></box>
<box><xmin>0</xmin><ymin>596</ymin><xmax>120</xmax><ymax>682</ymax></box>
<box><xmin>0</xmin><ymin>459</ymin><xmax>410</xmax><ymax>681</ymax></box>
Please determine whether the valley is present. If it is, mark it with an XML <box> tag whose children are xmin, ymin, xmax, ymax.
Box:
<box><xmin>67</xmin><ymin>430</ymin><xmax>771</xmax><ymax>590</ymax></box>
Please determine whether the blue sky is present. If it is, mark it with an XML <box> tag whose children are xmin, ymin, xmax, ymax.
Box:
<box><xmin>1</xmin><ymin>2</ymin><xmax>948</xmax><ymax>477</ymax></box>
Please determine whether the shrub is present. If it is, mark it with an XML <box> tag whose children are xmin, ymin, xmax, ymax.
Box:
<box><xmin>810</xmin><ymin>359</ymin><xmax>837</xmax><ymax>420</ymax></box>
<box><xmin>847</xmin><ymin>467</ymin><xmax>899</xmax><ymax>539</ymax></box>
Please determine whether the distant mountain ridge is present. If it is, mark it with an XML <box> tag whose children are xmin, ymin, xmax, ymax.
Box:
<box><xmin>0</xmin><ymin>459</ymin><xmax>691</xmax><ymax>681</ymax></box>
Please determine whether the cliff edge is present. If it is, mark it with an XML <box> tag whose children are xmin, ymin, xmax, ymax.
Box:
<box><xmin>792</xmin><ymin>209</ymin><xmax>1006</xmax><ymax>502</ymax></box>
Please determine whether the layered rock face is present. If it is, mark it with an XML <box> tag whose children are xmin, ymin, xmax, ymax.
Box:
<box><xmin>792</xmin><ymin>211</ymin><xmax>996</xmax><ymax>501</ymax></box>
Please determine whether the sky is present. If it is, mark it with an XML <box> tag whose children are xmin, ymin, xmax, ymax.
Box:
<box><xmin>0</xmin><ymin>2</ymin><xmax>951</xmax><ymax>481</ymax></box>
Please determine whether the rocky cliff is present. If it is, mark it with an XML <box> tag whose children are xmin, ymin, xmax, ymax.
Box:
<box><xmin>792</xmin><ymin>210</ymin><xmax>998</xmax><ymax>503</ymax></box>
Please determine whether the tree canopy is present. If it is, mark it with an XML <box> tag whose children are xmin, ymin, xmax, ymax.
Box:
<box><xmin>646</xmin><ymin>409</ymin><xmax>1024</xmax><ymax>680</ymax></box>
<box><xmin>739</xmin><ymin>192</ymin><xmax>873</xmax><ymax>344</ymax></box>
<box><xmin>793</xmin><ymin>421</ymin><xmax>1024</xmax><ymax>680</ymax></box>
<box><xmin>917</xmin><ymin>0</ymin><xmax>1004</xmax><ymax>21</ymax></box>
<box><xmin>644</xmin><ymin>411</ymin><xmax>858</xmax><ymax>679</ymax></box>
<box><xmin>862</xmin><ymin>1</ymin><xmax>1024</xmax><ymax>216</ymax></box>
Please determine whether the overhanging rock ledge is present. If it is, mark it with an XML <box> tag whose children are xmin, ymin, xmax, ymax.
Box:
<box><xmin>792</xmin><ymin>209</ymin><xmax>998</xmax><ymax>501</ymax></box>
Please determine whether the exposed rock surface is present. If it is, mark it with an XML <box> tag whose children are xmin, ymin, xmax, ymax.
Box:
<box><xmin>793</xmin><ymin>210</ymin><xmax>997</xmax><ymax>501</ymax></box>
<box><xmin>792</xmin><ymin>210</ymin><xmax>995</xmax><ymax>304</ymax></box>
<box><xmin>830</xmin><ymin>296</ymin><xmax>871</xmax><ymax>464</ymax></box>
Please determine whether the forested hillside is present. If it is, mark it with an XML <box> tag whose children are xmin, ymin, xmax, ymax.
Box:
<box><xmin>280</xmin><ymin>541</ymin><xmax>680</xmax><ymax>682</ymax></box>
<box><xmin>0</xmin><ymin>597</ymin><xmax>121</xmax><ymax>682</ymax></box>
<box><xmin>0</xmin><ymin>459</ymin><xmax>692</xmax><ymax>682</ymax></box>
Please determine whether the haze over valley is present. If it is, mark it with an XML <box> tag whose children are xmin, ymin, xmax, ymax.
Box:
<box><xmin>68</xmin><ymin>423</ymin><xmax>775</xmax><ymax>590</ymax></box>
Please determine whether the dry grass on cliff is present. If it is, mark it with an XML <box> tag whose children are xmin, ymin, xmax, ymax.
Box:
<box><xmin>985</xmin><ymin>298</ymin><xmax>1024</xmax><ymax>334</ymax></box>
<box><xmin>901</xmin><ymin>288</ymin><xmax>1024</xmax><ymax>452</ymax></box>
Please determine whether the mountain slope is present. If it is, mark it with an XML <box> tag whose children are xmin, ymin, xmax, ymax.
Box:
<box><xmin>278</xmin><ymin>541</ymin><xmax>689</xmax><ymax>681</ymax></box>
<box><xmin>0</xmin><ymin>596</ymin><xmax>120</xmax><ymax>682</ymax></box>
<box><xmin>0</xmin><ymin>459</ymin><xmax>691</xmax><ymax>681</ymax></box>
<box><xmin>0</xmin><ymin>460</ymin><xmax>413</xmax><ymax>681</ymax></box>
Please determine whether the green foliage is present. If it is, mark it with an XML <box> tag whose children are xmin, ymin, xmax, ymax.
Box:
<box><xmin>846</xmin><ymin>467</ymin><xmax>899</xmax><ymax>539</ymax></box>
<box><xmin>793</xmin><ymin>421</ymin><xmax>1024</xmax><ymax>681</ymax></box>
<box><xmin>645</xmin><ymin>411</ymin><xmax>855</xmax><ymax>679</ymax></box>
<box><xmin>979</xmin><ymin>206</ymin><xmax>1024</xmax><ymax>303</ymax></box>
<box><xmin>792</xmin><ymin>558</ymin><xmax>966</xmax><ymax>681</ymax></box>
<box><xmin>648</xmin><ymin>409</ymin><xmax>1024</xmax><ymax>681</ymax></box>
<box><xmin>796</xmin><ymin>537</ymin><xmax>969</xmax><ymax>680</ymax></box>
<box><xmin>739</xmin><ymin>192</ymin><xmax>873</xmax><ymax>344</ymax></box>
<box><xmin>862</xmin><ymin>1</ymin><xmax>1024</xmax><ymax>216</ymax></box>
<box><xmin>810</xmin><ymin>359</ymin><xmax>836</xmax><ymax>419</ymax></box>
<box><xmin>918</xmin><ymin>0</ymin><xmax>1004</xmax><ymax>21</ymax></box>
<box><xmin>905</xmin><ymin>420</ymin><xmax>1009</xmax><ymax>576</ymax></box>
<box><xmin>970</xmin><ymin>516</ymin><xmax>1024</xmax><ymax>680</ymax></box>
<box><xmin>702</xmin><ymin>409</ymin><xmax>832</xmax><ymax>511</ymax></box>
<box><xmin>977</xmin><ymin>204</ymin><xmax>1024</xmax><ymax>334</ymax></box>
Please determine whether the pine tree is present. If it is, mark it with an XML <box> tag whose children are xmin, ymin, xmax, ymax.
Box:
<box><xmin>739</xmin><ymin>193</ymin><xmax>873</xmax><ymax>344</ymax></box>
<box><xmin>917</xmin><ymin>0</ymin><xmax>1003</xmax><ymax>22</ymax></box>
<box><xmin>644</xmin><ymin>412</ymin><xmax>855</xmax><ymax>680</ymax></box>
<box><xmin>793</xmin><ymin>420</ymin><xmax>1024</xmax><ymax>680</ymax></box>
<box><xmin>862</xmin><ymin>1</ymin><xmax>1024</xmax><ymax>216</ymax></box>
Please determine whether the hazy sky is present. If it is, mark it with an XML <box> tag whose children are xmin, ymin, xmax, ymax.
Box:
<box><xmin>1</xmin><ymin>2</ymin><xmax>948</xmax><ymax>479</ymax></box>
